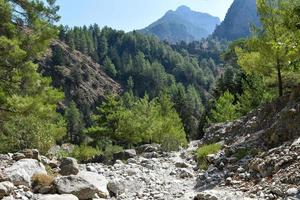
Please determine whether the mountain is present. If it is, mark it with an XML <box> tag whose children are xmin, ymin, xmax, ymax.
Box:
<box><xmin>213</xmin><ymin>0</ymin><xmax>260</xmax><ymax>41</ymax></box>
<box><xmin>138</xmin><ymin>6</ymin><xmax>220</xmax><ymax>43</ymax></box>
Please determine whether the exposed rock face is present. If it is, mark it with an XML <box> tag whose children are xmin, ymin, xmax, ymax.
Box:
<box><xmin>213</xmin><ymin>0</ymin><xmax>261</xmax><ymax>40</ymax></box>
<box><xmin>59</xmin><ymin>157</ymin><xmax>79</xmax><ymax>176</ymax></box>
<box><xmin>39</xmin><ymin>40</ymin><xmax>121</xmax><ymax>119</ymax></box>
<box><xmin>195</xmin><ymin>86</ymin><xmax>300</xmax><ymax>199</ymax></box>
<box><xmin>3</xmin><ymin>159</ymin><xmax>47</xmax><ymax>187</ymax></box>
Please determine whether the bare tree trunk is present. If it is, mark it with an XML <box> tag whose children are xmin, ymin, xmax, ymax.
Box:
<box><xmin>276</xmin><ymin>58</ymin><xmax>283</xmax><ymax>96</ymax></box>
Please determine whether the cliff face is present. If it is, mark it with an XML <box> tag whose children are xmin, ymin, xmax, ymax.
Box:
<box><xmin>213</xmin><ymin>0</ymin><xmax>260</xmax><ymax>40</ymax></box>
<box><xmin>39</xmin><ymin>40</ymin><xmax>121</xmax><ymax>114</ymax></box>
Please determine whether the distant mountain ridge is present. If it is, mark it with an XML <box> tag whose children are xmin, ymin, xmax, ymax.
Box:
<box><xmin>213</xmin><ymin>0</ymin><xmax>260</xmax><ymax>41</ymax></box>
<box><xmin>138</xmin><ymin>6</ymin><xmax>220</xmax><ymax>43</ymax></box>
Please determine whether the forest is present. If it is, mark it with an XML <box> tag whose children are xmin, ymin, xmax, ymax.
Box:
<box><xmin>0</xmin><ymin>0</ymin><xmax>300</xmax><ymax>161</ymax></box>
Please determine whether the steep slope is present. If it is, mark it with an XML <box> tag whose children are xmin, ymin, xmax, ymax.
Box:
<box><xmin>39</xmin><ymin>40</ymin><xmax>121</xmax><ymax>115</ymax></box>
<box><xmin>139</xmin><ymin>6</ymin><xmax>220</xmax><ymax>43</ymax></box>
<box><xmin>213</xmin><ymin>0</ymin><xmax>260</xmax><ymax>41</ymax></box>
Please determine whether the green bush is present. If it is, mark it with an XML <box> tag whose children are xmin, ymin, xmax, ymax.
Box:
<box><xmin>70</xmin><ymin>145</ymin><xmax>101</xmax><ymax>162</ymax></box>
<box><xmin>234</xmin><ymin>148</ymin><xmax>261</xmax><ymax>160</ymax></box>
<box><xmin>196</xmin><ymin>143</ymin><xmax>222</xmax><ymax>170</ymax></box>
<box><xmin>102</xmin><ymin>145</ymin><xmax>123</xmax><ymax>161</ymax></box>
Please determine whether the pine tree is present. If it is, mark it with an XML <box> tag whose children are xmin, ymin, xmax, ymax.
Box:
<box><xmin>65</xmin><ymin>101</ymin><xmax>84</xmax><ymax>144</ymax></box>
<box><xmin>208</xmin><ymin>91</ymin><xmax>240</xmax><ymax>123</ymax></box>
<box><xmin>0</xmin><ymin>0</ymin><xmax>66</xmax><ymax>153</ymax></box>
<box><xmin>103</xmin><ymin>57</ymin><xmax>117</xmax><ymax>77</ymax></box>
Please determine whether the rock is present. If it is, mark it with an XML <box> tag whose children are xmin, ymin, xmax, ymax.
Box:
<box><xmin>19</xmin><ymin>149</ymin><xmax>34</xmax><ymax>159</ymax></box>
<box><xmin>126</xmin><ymin>168</ymin><xmax>139</xmax><ymax>176</ymax></box>
<box><xmin>37</xmin><ymin>194</ymin><xmax>79</xmax><ymax>200</ymax></box>
<box><xmin>225</xmin><ymin>177</ymin><xmax>232</xmax><ymax>185</ymax></box>
<box><xmin>59</xmin><ymin>157</ymin><xmax>79</xmax><ymax>176</ymax></box>
<box><xmin>237</xmin><ymin>167</ymin><xmax>245</xmax><ymax>173</ymax></box>
<box><xmin>77</xmin><ymin>171</ymin><xmax>109</xmax><ymax>198</ymax></box>
<box><xmin>107</xmin><ymin>179</ymin><xmax>125</xmax><ymax>196</ymax></box>
<box><xmin>175</xmin><ymin>162</ymin><xmax>189</xmax><ymax>168</ymax></box>
<box><xmin>286</xmin><ymin>188</ymin><xmax>299</xmax><ymax>196</ymax></box>
<box><xmin>113</xmin><ymin>149</ymin><xmax>136</xmax><ymax>161</ymax></box>
<box><xmin>40</xmin><ymin>156</ymin><xmax>50</xmax><ymax>165</ymax></box>
<box><xmin>4</xmin><ymin>159</ymin><xmax>47</xmax><ymax>187</ymax></box>
<box><xmin>32</xmin><ymin>149</ymin><xmax>40</xmax><ymax>160</ymax></box>
<box><xmin>12</xmin><ymin>153</ymin><xmax>26</xmax><ymax>161</ymax></box>
<box><xmin>48</xmin><ymin>159</ymin><xmax>59</xmax><ymax>168</ymax></box>
<box><xmin>0</xmin><ymin>181</ymin><xmax>14</xmax><ymax>199</ymax></box>
<box><xmin>292</xmin><ymin>137</ymin><xmax>300</xmax><ymax>148</ymax></box>
<box><xmin>54</xmin><ymin>175</ymin><xmax>98</xmax><ymax>200</ymax></box>
<box><xmin>86</xmin><ymin>165</ymin><xmax>97</xmax><ymax>173</ymax></box>
<box><xmin>137</xmin><ymin>144</ymin><xmax>161</xmax><ymax>153</ymax></box>
<box><xmin>178</xmin><ymin>169</ymin><xmax>193</xmax><ymax>179</ymax></box>
<box><xmin>194</xmin><ymin>192</ymin><xmax>218</xmax><ymax>200</ymax></box>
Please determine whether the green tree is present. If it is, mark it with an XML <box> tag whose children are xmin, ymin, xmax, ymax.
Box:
<box><xmin>65</xmin><ymin>101</ymin><xmax>84</xmax><ymax>144</ymax></box>
<box><xmin>0</xmin><ymin>0</ymin><xmax>66</xmax><ymax>153</ymax></box>
<box><xmin>103</xmin><ymin>57</ymin><xmax>117</xmax><ymax>77</ymax></box>
<box><xmin>208</xmin><ymin>91</ymin><xmax>240</xmax><ymax>123</ymax></box>
<box><xmin>237</xmin><ymin>0</ymin><xmax>300</xmax><ymax>97</ymax></box>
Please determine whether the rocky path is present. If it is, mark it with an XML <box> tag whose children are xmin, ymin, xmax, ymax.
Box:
<box><xmin>79</xmin><ymin>141</ymin><xmax>256</xmax><ymax>200</ymax></box>
<box><xmin>80</xmin><ymin>142</ymin><xmax>199</xmax><ymax>200</ymax></box>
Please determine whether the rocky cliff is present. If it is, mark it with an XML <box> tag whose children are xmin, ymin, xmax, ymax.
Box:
<box><xmin>213</xmin><ymin>0</ymin><xmax>260</xmax><ymax>41</ymax></box>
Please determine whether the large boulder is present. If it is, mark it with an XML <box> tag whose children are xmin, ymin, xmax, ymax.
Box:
<box><xmin>3</xmin><ymin>159</ymin><xmax>47</xmax><ymax>187</ymax></box>
<box><xmin>59</xmin><ymin>157</ymin><xmax>79</xmax><ymax>176</ymax></box>
<box><xmin>36</xmin><ymin>194</ymin><xmax>79</xmax><ymax>200</ymax></box>
<box><xmin>77</xmin><ymin>171</ymin><xmax>109</xmax><ymax>198</ymax></box>
<box><xmin>0</xmin><ymin>181</ymin><xmax>14</xmax><ymax>199</ymax></box>
<box><xmin>113</xmin><ymin>149</ymin><xmax>136</xmax><ymax>161</ymax></box>
<box><xmin>107</xmin><ymin>179</ymin><xmax>125</xmax><ymax>196</ymax></box>
<box><xmin>54</xmin><ymin>175</ymin><xmax>98</xmax><ymax>200</ymax></box>
<box><xmin>54</xmin><ymin>175</ymin><xmax>97</xmax><ymax>199</ymax></box>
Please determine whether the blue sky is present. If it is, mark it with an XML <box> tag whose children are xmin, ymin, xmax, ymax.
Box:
<box><xmin>57</xmin><ymin>0</ymin><xmax>234</xmax><ymax>32</ymax></box>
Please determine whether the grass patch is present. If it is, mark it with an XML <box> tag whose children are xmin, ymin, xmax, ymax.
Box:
<box><xmin>196</xmin><ymin>143</ymin><xmax>222</xmax><ymax>170</ymax></box>
<box><xmin>70</xmin><ymin>145</ymin><xmax>102</xmax><ymax>162</ymax></box>
<box><xmin>234</xmin><ymin>148</ymin><xmax>262</xmax><ymax>160</ymax></box>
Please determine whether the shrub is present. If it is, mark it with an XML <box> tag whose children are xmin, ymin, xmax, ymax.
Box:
<box><xmin>31</xmin><ymin>173</ymin><xmax>54</xmax><ymax>188</ymax></box>
<box><xmin>234</xmin><ymin>148</ymin><xmax>261</xmax><ymax>160</ymax></box>
<box><xmin>102</xmin><ymin>145</ymin><xmax>123</xmax><ymax>161</ymax></box>
<box><xmin>196</xmin><ymin>143</ymin><xmax>222</xmax><ymax>170</ymax></box>
<box><xmin>70</xmin><ymin>145</ymin><xmax>101</xmax><ymax>162</ymax></box>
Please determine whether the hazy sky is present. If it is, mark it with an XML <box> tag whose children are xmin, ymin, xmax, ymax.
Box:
<box><xmin>57</xmin><ymin>0</ymin><xmax>234</xmax><ymax>32</ymax></box>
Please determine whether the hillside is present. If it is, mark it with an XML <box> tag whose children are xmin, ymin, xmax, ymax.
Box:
<box><xmin>213</xmin><ymin>0</ymin><xmax>260</xmax><ymax>40</ymax></box>
<box><xmin>139</xmin><ymin>6</ymin><xmax>220</xmax><ymax>43</ymax></box>
<box><xmin>39</xmin><ymin>40</ymin><xmax>121</xmax><ymax>119</ymax></box>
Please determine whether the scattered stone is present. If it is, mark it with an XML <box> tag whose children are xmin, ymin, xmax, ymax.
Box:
<box><xmin>12</xmin><ymin>153</ymin><xmax>26</xmax><ymax>161</ymax></box>
<box><xmin>286</xmin><ymin>188</ymin><xmax>299</xmax><ymax>196</ymax></box>
<box><xmin>37</xmin><ymin>194</ymin><xmax>79</xmax><ymax>200</ymax></box>
<box><xmin>175</xmin><ymin>162</ymin><xmax>189</xmax><ymax>168</ymax></box>
<box><xmin>0</xmin><ymin>181</ymin><xmax>14</xmax><ymax>199</ymax></box>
